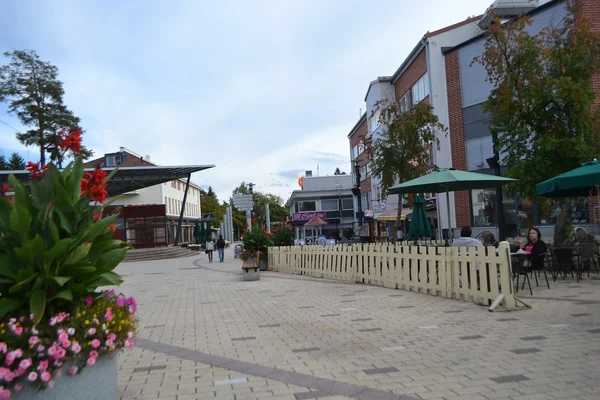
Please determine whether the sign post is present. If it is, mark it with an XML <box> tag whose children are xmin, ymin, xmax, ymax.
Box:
<box><xmin>232</xmin><ymin>194</ymin><xmax>254</xmax><ymax>231</ymax></box>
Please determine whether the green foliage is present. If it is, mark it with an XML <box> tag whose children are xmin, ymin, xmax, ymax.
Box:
<box><xmin>334</xmin><ymin>167</ymin><xmax>346</xmax><ymax>175</ymax></box>
<box><xmin>0</xmin><ymin>154</ymin><xmax>7</xmax><ymax>170</ymax></box>
<box><xmin>200</xmin><ymin>187</ymin><xmax>225</xmax><ymax>223</ymax></box>
<box><xmin>7</xmin><ymin>152</ymin><xmax>25</xmax><ymax>170</ymax></box>
<box><xmin>271</xmin><ymin>223</ymin><xmax>294</xmax><ymax>246</ymax></box>
<box><xmin>0</xmin><ymin>158</ymin><xmax>129</xmax><ymax>324</ymax></box>
<box><xmin>473</xmin><ymin>4</ymin><xmax>600</xmax><ymax>243</ymax></box>
<box><xmin>0</xmin><ymin>50</ymin><xmax>92</xmax><ymax>165</ymax></box>
<box><xmin>242</xmin><ymin>225</ymin><xmax>273</xmax><ymax>255</ymax></box>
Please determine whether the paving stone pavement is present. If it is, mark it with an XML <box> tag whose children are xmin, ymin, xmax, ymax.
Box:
<box><xmin>115</xmin><ymin>246</ymin><xmax>600</xmax><ymax>400</ymax></box>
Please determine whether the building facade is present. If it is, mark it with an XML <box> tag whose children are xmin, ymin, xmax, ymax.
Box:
<box><xmin>443</xmin><ymin>0</ymin><xmax>600</xmax><ymax>238</ymax></box>
<box><xmin>84</xmin><ymin>147</ymin><xmax>203</xmax><ymax>244</ymax></box>
<box><xmin>288</xmin><ymin>174</ymin><xmax>356</xmax><ymax>242</ymax></box>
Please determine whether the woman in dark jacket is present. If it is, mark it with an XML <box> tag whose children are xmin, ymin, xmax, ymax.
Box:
<box><xmin>520</xmin><ymin>227</ymin><xmax>547</xmax><ymax>269</ymax></box>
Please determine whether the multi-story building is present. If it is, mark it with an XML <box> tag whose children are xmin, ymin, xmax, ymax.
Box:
<box><xmin>349</xmin><ymin>14</ymin><xmax>483</xmax><ymax>239</ymax></box>
<box><xmin>443</xmin><ymin>0</ymin><xmax>600</xmax><ymax>238</ymax></box>
<box><xmin>83</xmin><ymin>147</ymin><xmax>203</xmax><ymax>243</ymax></box>
<box><xmin>288</xmin><ymin>173</ymin><xmax>356</xmax><ymax>242</ymax></box>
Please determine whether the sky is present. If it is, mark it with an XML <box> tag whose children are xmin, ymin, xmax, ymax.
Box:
<box><xmin>0</xmin><ymin>0</ymin><xmax>489</xmax><ymax>203</ymax></box>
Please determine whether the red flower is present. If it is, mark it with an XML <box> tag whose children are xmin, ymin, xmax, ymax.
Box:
<box><xmin>81</xmin><ymin>167</ymin><xmax>108</xmax><ymax>203</ymax></box>
<box><xmin>93</xmin><ymin>213</ymin><xmax>101</xmax><ymax>222</ymax></box>
<box><xmin>108</xmin><ymin>224</ymin><xmax>116</xmax><ymax>232</ymax></box>
<box><xmin>26</xmin><ymin>161</ymin><xmax>42</xmax><ymax>180</ymax></box>
<box><xmin>266</xmin><ymin>232</ymin><xmax>272</xmax><ymax>237</ymax></box>
<box><xmin>59</xmin><ymin>129</ymin><xmax>82</xmax><ymax>154</ymax></box>
<box><xmin>252</xmin><ymin>218</ymin><xmax>257</xmax><ymax>224</ymax></box>
<box><xmin>1</xmin><ymin>184</ymin><xmax>8</xmax><ymax>194</ymax></box>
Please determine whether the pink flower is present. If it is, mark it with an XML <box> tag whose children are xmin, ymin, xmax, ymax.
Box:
<box><xmin>116</xmin><ymin>297</ymin><xmax>125</xmax><ymax>307</ymax></box>
<box><xmin>14</xmin><ymin>368</ymin><xmax>24</xmax><ymax>378</ymax></box>
<box><xmin>61</xmin><ymin>339</ymin><xmax>71</xmax><ymax>349</ymax></box>
<box><xmin>40</xmin><ymin>371</ymin><xmax>51</xmax><ymax>382</ymax></box>
<box><xmin>104</xmin><ymin>309</ymin><xmax>113</xmax><ymax>321</ymax></box>
<box><xmin>8</xmin><ymin>319</ymin><xmax>15</xmax><ymax>325</ymax></box>
<box><xmin>38</xmin><ymin>360</ymin><xmax>49</xmax><ymax>370</ymax></box>
<box><xmin>18</xmin><ymin>316</ymin><xmax>24</xmax><ymax>322</ymax></box>
<box><xmin>106</xmin><ymin>339</ymin><xmax>115</xmax><ymax>348</ymax></box>
<box><xmin>47</xmin><ymin>346</ymin><xmax>57</xmax><ymax>357</ymax></box>
<box><xmin>87</xmin><ymin>328</ymin><xmax>96</xmax><ymax>336</ymax></box>
<box><xmin>108</xmin><ymin>333</ymin><xmax>116</xmax><ymax>341</ymax></box>
<box><xmin>36</xmin><ymin>345</ymin><xmax>45</xmax><ymax>353</ymax></box>
<box><xmin>28</xmin><ymin>336</ymin><xmax>39</xmax><ymax>345</ymax></box>
<box><xmin>56</xmin><ymin>348</ymin><xmax>66</xmax><ymax>359</ymax></box>
<box><xmin>29</xmin><ymin>314</ymin><xmax>34</xmax><ymax>321</ymax></box>
<box><xmin>0</xmin><ymin>368</ymin><xmax>8</xmax><ymax>379</ymax></box>
<box><xmin>13</xmin><ymin>326</ymin><xmax>23</xmax><ymax>335</ymax></box>
<box><xmin>18</xmin><ymin>359</ymin><xmax>32</xmax><ymax>370</ymax></box>
<box><xmin>71</xmin><ymin>342</ymin><xmax>81</xmax><ymax>354</ymax></box>
<box><xmin>0</xmin><ymin>343</ymin><xmax>6</xmax><ymax>354</ymax></box>
<box><xmin>58</xmin><ymin>331</ymin><xmax>68</xmax><ymax>342</ymax></box>
<box><xmin>86</xmin><ymin>296</ymin><xmax>93</xmax><ymax>305</ymax></box>
<box><xmin>89</xmin><ymin>350</ymin><xmax>98</xmax><ymax>359</ymax></box>
<box><xmin>28</xmin><ymin>372</ymin><xmax>38</xmax><ymax>381</ymax></box>
<box><xmin>91</xmin><ymin>339</ymin><xmax>100</xmax><ymax>349</ymax></box>
<box><xmin>13</xmin><ymin>349</ymin><xmax>22</xmax><ymax>358</ymax></box>
<box><xmin>68</xmin><ymin>366</ymin><xmax>78</xmax><ymax>375</ymax></box>
<box><xmin>5</xmin><ymin>353</ymin><xmax>15</xmax><ymax>366</ymax></box>
<box><xmin>14</xmin><ymin>383</ymin><xmax>23</xmax><ymax>391</ymax></box>
<box><xmin>1</xmin><ymin>369</ymin><xmax>14</xmax><ymax>382</ymax></box>
<box><xmin>0</xmin><ymin>389</ymin><xmax>9</xmax><ymax>400</ymax></box>
<box><xmin>125</xmin><ymin>339</ymin><xmax>134</xmax><ymax>349</ymax></box>
<box><xmin>86</xmin><ymin>357</ymin><xmax>95</xmax><ymax>366</ymax></box>
<box><xmin>67</xmin><ymin>328</ymin><xmax>75</xmax><ymax>336</ymax></box>
<box><xmin>127</xmin><ymin>332</ymin><xmax>134</xmax><ymax>339</ymax></box>
<box><xmin>31</xmin><ymin>328</ymin><xmax>38</xmax><ymax>335</ymax></box>
<box><xmin>104</xmin><ymin>289</ymin><xmax>115</xmax><ymax>298</ymax></box>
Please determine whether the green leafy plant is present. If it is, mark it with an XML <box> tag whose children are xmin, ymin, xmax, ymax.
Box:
<box><xmin>242</xmin><ymin>222</ymin><xmax>273</xmax><ymax>255</ymax></box>
<box><xmin>272</xmin><ymin>221</ymin><xmax>294</xmax><ymax>247</ymax></box>
<box><xmin>0</xmin><ymin>133</ymin><xmax>129</xmax><ymax>326</ymax></box>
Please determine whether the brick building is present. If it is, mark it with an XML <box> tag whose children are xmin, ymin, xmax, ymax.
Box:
<box><xmin>443</xmin><ymin>0</ymin><xmax>600</xmax><ymax>238</ymax></box>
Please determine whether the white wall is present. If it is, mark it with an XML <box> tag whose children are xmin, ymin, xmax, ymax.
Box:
<box><xmin>108</xmin><ymin>179</ymin><xmax>202</xmax><ymax>220</ymax></box>
<box><xmin>428</xmin><ymin>20</ymin><xmax>483</xmax><ymax>232</ymax></box>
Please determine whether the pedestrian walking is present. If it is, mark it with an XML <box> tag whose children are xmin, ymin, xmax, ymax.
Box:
<box><xmin>205</xmin><ymin>239</ymin><xmax>214</xmax><ymax>262</ymax></box>
<box><xmin>216</xmin><ymin>235</ymin><xmax>226</xmax><ymax>262</ymax></box>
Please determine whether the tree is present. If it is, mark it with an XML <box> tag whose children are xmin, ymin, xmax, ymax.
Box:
<box><xmin>473</xmin><ymin>3</ymin><xmax>600</xmax><ymax>244</ymax></box>
<box><xmin>0</xmin><ymin>154</ymin><xmax>7</xmax><ymax>170</ymax></box>
<box><xmin>0</xmin><ymin>50</ymin><xmax>92</xmax><ymax>166</ymax></box>
<box><xmin>206</xmin><ymin>186</ymin><xmax>216</xmax><ymax>197</ymax></box>
<box><xmin>7</xmin><ymin>152</ymin><xmax>26</xmax><ymax>170</ymax></box>
<box><xmin>334</xmin><ymin>167</ymin><xmax>346</xmax><ymax>175</ymax></box>
<box><xmin>200</xmin><ymin>188</ymin><xmax>225</xmax><ymax>223</ymax></box>
<box><xmin>365</xmin><ymin>100</ymin><xmax>444</xmax><ymax>230</ymax></box>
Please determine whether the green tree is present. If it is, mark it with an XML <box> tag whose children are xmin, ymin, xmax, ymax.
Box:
<box><xmin>366</xmin><ymin>100</ymin><xmax>444</xmax><ymax>230</ymax></box>
<box><xmin>0</xmin><ymin>154</ymin><xmax>7</xmax><ymax>170</ymax></box>
<box><xmin>200</xmin><ymin>188</ymin><xmax>224</xmax><ymax>223</ymax></box>
<box><xmin>334</xmin><ymin>167</ymin><xmax>346</xmax><ymax>175</ymax></box>
<box><xmin>473</xmin><ymin>4</ymin><xmax>600</xmax><ymax>244</ymax></box>
<box><xmin>7</xmin><ymin>152</ymin><xmax>26</xmax><ymax>170</ymax></box>
<box><xmin>206</xmin><ymin>186</ymin><xmax>216</xmax><ymax>197</ymax></box>
<box><xmin>0</xmin><ymin>50</ymin><xmax>92</xmax><ymax>166</ymax></box>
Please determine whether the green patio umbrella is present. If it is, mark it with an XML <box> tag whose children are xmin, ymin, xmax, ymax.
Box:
<box><xmin>388</xmin><ymin>168</ymin><xmax>517</xmax><ymax>240</ymax></box>
<box><xmin>193</xmin><ymin>220</ymin><xmax>201</xmax><ymax>244</ymax></box>
<box><xmin>407</xmin><ymin>195</ymin><xmax>432</xmax><ymax>239</ymax></box>
<box><xmin>536</xmin><ymin>160</ymin><xmax>600</xmax><ymax>198</ymax></box>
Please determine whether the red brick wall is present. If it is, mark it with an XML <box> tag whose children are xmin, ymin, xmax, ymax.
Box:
<box><xmin>444</xmin><ymin>50</ymin><xmax>471</xmax><ymax>228</ymax></box>
<box><xmin>360</xmin><ymin>177</ymin><xmax>371</xmax><ymax>194</ymax></box>
<box><xmin>574</xmin><ymin>0</ymin><xmax>600</xmax><ymax>107</ymax></box>
<box><xmin>348</xmin><ymin>118</ymin><xmax>371</xmax><ymax>193</ymax></box>
<box><xmin>349</xmin><ymin>118</ymin><xmax>367</xmax><ymax>148</ymax></box>
<box><xmin>394</xmin><ymin>49</ymin><xmax>427</xmax><ymax>101</ymax></box>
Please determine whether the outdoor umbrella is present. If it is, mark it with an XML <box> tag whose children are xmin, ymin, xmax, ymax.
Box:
<box><xmin>407</xmin><ymin>195</ymin><xmax>432</xmax><ymax>239</ymax></box>
<box><xmin>536</xmin><ymin>160</ymin><xmax>600</xmax><ymax>198</ymax></box>
<box><xmin>193</xmin><ymin>221</ymin><xmax>200</xmax><ymax>244</ymax></box>
<box><xmin>387</xmin><ymin>168</ymin><xmax>517</xmax><ymax>240</ymax></box>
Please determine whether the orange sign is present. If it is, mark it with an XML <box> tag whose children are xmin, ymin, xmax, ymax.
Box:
<box><xmin>298</xmin><ymin>176</ymin><xmax>304</xmax><ymax>188</ymax></box>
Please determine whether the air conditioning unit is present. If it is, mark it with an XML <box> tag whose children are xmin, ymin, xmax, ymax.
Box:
<box><xmin>479</xmin><ymin>0</ymin><xmax>538</xmax><ymax>29</ymax></box>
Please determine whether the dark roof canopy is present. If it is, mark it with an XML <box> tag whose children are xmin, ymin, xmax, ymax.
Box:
<box><xmin>0</xmin><ymin>164</ymin><xmax>215</xmax><ymax>196</ymax></box>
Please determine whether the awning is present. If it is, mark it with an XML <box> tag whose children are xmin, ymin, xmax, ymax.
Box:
<box><xmin>376</xmin><ymin>208</ymin><xmax>411</xmax><ymax>221</ymax></box>
<box><xmin>305</xmin><ymin>214</ymin><xmax>328</xmax><ymax>226</ymax></box>
<box><xmin>0</xmin><ymin>164</ymin><xmax>215</xmax><ymax>196</ymax></box>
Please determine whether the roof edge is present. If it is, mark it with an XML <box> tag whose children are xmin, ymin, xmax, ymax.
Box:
<box><xmin>425</xmin><ymin>14</ymin><xmax>483</xmax><ymax>38</ymax></box>
<box><xmin>347</xmin><ymin>112</ymin><xmax>367</xmax><ymax>138</ymax></box>
<box><xmin>391</xmin><ymin>40</ymin><xmax>426</xmax><ymax>85</ymax></box>
<box><xmin>363</xmin><ymin>76</ymin><xmax>393</xmax><ymax>101</ymax></box>
<box><xmin>442</xmin><ymin>0</ymin><xmax>564</xmax><ymax>55</ymax></box>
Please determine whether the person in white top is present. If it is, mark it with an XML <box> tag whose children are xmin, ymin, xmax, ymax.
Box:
<box><xmin>205</xmin><ymin>239</ymin><xmax>214</xmax><ymax>262</ymax></box>
<box><xmin>397</xmin><ymin>228</ymin><xmax>405</xmax><ymax>242</ymax></box>
<box><xmin>451</xmin><ymin>227</ymin><xmax>483</xmax><ymax>248</ymax></box>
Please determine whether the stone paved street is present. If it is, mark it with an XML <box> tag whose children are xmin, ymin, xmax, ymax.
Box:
<box><xmin>115</xmin><ymin>247</ymin><xmax>600</xmax><ymax>400</ymax></box>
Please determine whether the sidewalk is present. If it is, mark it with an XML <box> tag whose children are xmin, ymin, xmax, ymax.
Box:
<box><xmin>115</xmin><ymin>247</ymin><xmax>600</xmax><ymax>400</ymax></box>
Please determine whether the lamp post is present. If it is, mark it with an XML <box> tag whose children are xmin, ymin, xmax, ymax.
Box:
<box><xmin>352</xmin><ymin>161</ymin><xmax>363</xmax><ymax>234</ymax></box>
<box><xmin>488</xmin><ymin>131</ymin><xmax>506</xmax><ymax>241</ymax></box>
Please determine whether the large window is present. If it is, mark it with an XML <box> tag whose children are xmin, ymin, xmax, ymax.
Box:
<box><xmin>399</xmin><ymin>91</ymin><xmax>412</xmax><ymax>113</ymax></box>
<box><xmin>412</xmin><ymin>73</ymin><xmax>430</xmax><ymax>105</ymax></box>
<box><xmin>538</xmin><ymin>198</ymin><xmax>591</xmax><ymax>225</ymax></box>
<box><xmin>342</xmin><ymin>198</ymin><xmax>354</xmax><ymax>210</ymax></box>
<box><xmin>321</xmin><ymin>199</ymin><xmax>338</xmax><ymax>211</ymax></box>
<box><xmin>299</xmin><ymin>201</ymin><xmax>316</xmax><ymax>212</ymax></box>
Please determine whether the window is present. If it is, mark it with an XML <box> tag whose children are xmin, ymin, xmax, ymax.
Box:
<box><xmin>321</xmin><ymin>199</ymin><xmax>338</xmax><ymax>211</ymax></box>
<box><xmin>105</xmin><ymin>155</ymin><xmax>122</xmax><ymax>167</ymax></box>
<box><xmin>299</xmin><ymin>201</ymin><xmax>316</xmax><ymax>212</ymax></box>
<box><xmin>399</xmin><ymin>91</ymin><xmax>412</xmax><ymax>113</ymax></box>
<box><xmin>411</xmin><ymin>73</ymin><xmax>430</xmax><ymax>105</ymax></box>
<box><xmin>342</xmin><ymin>198</ymin><xmax>354</xmax><ymax>210</ymax></box>
<box><xmin>374</xmin><ymin>185</ymin><xmax>381</xmax><ymax>202</ymax></box>
<box><xmin>369</xmin><ymin>110</ymin><xmax>381</xmax><ymax>133</ymax></box>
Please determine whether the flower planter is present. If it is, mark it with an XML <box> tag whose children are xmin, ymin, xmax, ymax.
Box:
<box><xmin>259</xmin><ymin>257</ymin><xmax>268</xmax><ymax>271</ymax></box>
<box><xmin>11</xmin><ymin>357</ymin><xmax>118</xmax><ymax>400</ymax></box>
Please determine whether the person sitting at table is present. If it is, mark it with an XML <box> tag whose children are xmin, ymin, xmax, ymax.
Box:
<box><xmin>452</xmin><ymin>227</ymin><xmax>483</xmax><ymax>248</ymax></box>
<box><xmin>519</xmin><ymin>227</ymin><xmax>547</xmax><ymax>269</ymax></box>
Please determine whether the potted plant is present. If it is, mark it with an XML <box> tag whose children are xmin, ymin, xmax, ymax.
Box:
<box><xmin>242</xmin><ymin>221</ymin><xmax>273</xmax><ymax>271</ymax></box>
<box><xmin>0</xmin><ymin>129</ymin><xmax>137</xmax><ymax>399</ymax></box>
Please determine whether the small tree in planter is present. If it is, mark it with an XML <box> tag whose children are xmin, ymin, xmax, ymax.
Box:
<box><xmin>272</xmin><ymin>219</ymin><xmax>294</xmax><ymax>247</ymax></box>
<box><xmin>242</xmin><ymin>221</ymin><xmax>273</xmax><ymax>270</ymax></box>
<box><xmin>0</xmin><ymin>129</ymin><xmax>137</xmax><ymax>399</ymax></box>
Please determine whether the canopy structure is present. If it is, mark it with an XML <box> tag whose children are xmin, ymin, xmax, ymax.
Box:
<box><xmin>305</xmin><ymin>214</ymin><xmax>328</xmax><ymax>226</ymax></box>
<box><xmin>536</xmin><ymin>160</ymin><xmax>600</xmax><ymax>198</ymax></box>
<box><xmin>376</xmin><ymin>208</ymin><xmax>410</xmax><ymax>222</ymax></box>
<box><xmin>0</xmin><ymin>165</ymin><xmax>215</xmax><ymax>197</ymax></box>
<box><xmin>0</xmin><ymin>164</ymin><xmax>215</xmax><ymax>246</ymax></box>
<box><xmin>388</xmin><ymin>168</ymin><xmax>517</xmax><ymax>241</ymax></box>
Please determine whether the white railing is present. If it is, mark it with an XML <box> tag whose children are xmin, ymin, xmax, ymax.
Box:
<box><xmin>268</xmin><ymin>242</ymin><xmax>520</xmax><ymax>311</ymax></box>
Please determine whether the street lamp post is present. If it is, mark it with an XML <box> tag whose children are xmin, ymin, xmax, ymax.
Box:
<box><xmin>352</xmin><ymin>161</ymin><xmax>363</xmax><ymax>235</ymax></box>
<box><xmin>489</xmin><ymin>131</ymin><xmax>506</xmax><ymax>241</ymax></box>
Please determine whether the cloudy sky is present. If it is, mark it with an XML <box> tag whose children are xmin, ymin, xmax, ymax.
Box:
<box><xmin>1</xmin><ymin>0</ymin><xmax>488</xmax><ymax>202</ymax></box>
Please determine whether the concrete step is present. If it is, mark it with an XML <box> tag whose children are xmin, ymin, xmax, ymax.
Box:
<box><xmin>123</xmin><ymin>246</ymin><xmax>196</xmax><ymax>262</ymax></box>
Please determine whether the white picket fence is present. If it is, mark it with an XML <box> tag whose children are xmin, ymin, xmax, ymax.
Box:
<box><xmin>268</xmin><ymin>242</ymin><xmax>521</xmax><ymax>310</ymax></box>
